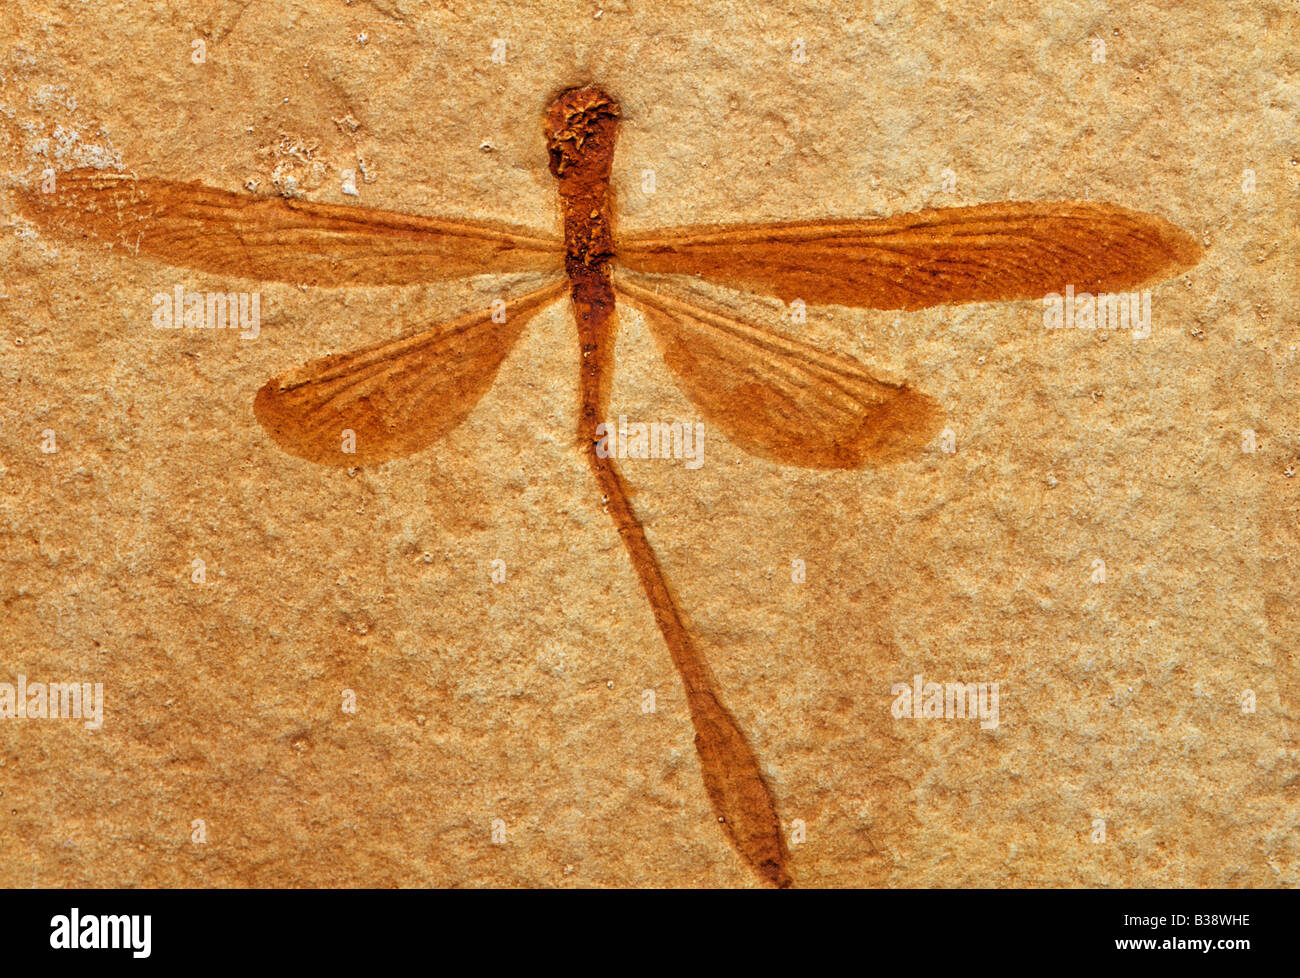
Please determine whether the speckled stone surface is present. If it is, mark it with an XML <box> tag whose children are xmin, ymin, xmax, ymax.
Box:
<box><xmin>0</xmin><ymin>0</ymin><xmax>1295</xmax><ymax>887</ymax></box>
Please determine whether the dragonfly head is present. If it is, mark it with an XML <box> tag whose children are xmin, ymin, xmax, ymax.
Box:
<box><xmin>545</xmin><ymin>85</ymin><xmax>621</xmax><ymax>183</ymax></box>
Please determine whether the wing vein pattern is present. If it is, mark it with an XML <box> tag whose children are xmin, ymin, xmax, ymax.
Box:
<box><xmin>616</xmin><ymin>274</ymin><xmax>939</xmax><ymax>468</ymax></box>
<box><xmin>619</xmin><ymin>201</ymin><xmax>1201</xmax><ymax>309</ymax></box>
<box><xmin>18</xmin><ymin>170</ymin><xmax>563</xmax><ymax>286</ymax></box>
<box><xmin>254</xmin><ymin>279</ymin><xmax>567</xmax><ymax>465</ymax></box>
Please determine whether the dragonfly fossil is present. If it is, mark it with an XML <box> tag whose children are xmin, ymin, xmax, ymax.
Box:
<box><xmin>17</xmin><ymin>85</ymin><xmax>1202</xmax><ymax>887</ymax></box>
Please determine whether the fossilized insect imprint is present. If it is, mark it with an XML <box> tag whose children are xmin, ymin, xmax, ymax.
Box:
<box><xmin>18</xmin><ymin>85</ymin><xmax>1202</xmax><ymax>887</ymax></box>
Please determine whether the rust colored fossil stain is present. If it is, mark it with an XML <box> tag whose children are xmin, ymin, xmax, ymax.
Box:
<box><xmin>252</xmin><ymin>279</ymin><xmax>567</xmax><ymax>466</ymax></box>
<box><xmin>13</xmin><ymin>83</ymin><xmax>1204</xmax><ymax>889</ymax></box>
<box><xmin>16</xmin><ymin>170</ymin><xmax>561</xmax><ymax>287</ymax></box>
<box><xmin>619</xmin><ymin>203</ymin><xmax>1202</xmax><ymax>310</ymax></box>
<box><xmin>546</xmin><ymin>86</ymin><xmax>793</xmax><ymax>887</ymax></box>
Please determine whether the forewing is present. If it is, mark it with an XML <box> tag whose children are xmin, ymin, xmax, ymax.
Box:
<box><xmin>253</xmin><ymin>280</ymin><xmax>566</xmax><ymax>466</ymax></box>
<box><xmin>16</xmin><ymin>169</ymin><xmax>562</xmax><ymax>286</ymax></box>
<box><xmin>616</xmin><ymin>276</ymin><xmax>939</xmax><ymax>469</ymax></box>
<box><xmin>619</xmin><ymin>201</ymin><xmax>1201</xmax><ymax>309</ymax></box>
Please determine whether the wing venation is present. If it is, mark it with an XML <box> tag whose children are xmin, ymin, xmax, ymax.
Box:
<box><xmin>616</xmin><ymin>275</ymin><xmax>939</xmax><ymax>468</ymax></box>
<box><xmin>253</xmin><ymin>279</ymin><xmax>566</xmax><ymax>465</ymax></box>
<box><xmin>16</xmin><ymin>169</ymin><xmax>563</xmax><ymax>286</ymax></box>
<box><xmin>619</xmin><ymin>201</ymin><xmax>1201</xmax><ymax>309</ymax></box>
